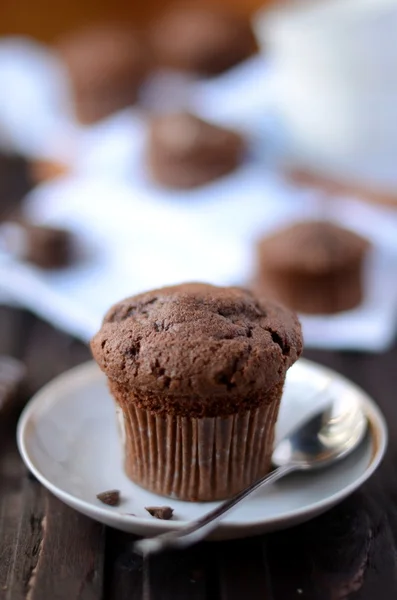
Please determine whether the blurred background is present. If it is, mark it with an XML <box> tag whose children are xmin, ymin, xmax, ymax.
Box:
<box><xmin>0</xmin><ymin>0</ymin><xmax>266</xmax><ymax>40</ymax></box>
<box><xmin>1</xmin><ymin>0</ymin><xmax>397</xmax><ymax>354</ymax></box>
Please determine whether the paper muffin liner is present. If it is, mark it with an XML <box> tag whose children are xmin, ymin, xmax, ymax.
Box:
<box><xmin>112</xmin><ymin>383</ymin><xmax>283</xmax><ymax>502</ymax></box>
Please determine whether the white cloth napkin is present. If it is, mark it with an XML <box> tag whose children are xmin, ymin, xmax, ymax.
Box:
<box><xmin>0</xmin><ymin>37</ymin><xmax>397</xmax><ymax>351</ymax></box>
<box><xmin>0</xmin><ymin>172</ymin><xmax>392</xmax><ymax>352</ymax></box>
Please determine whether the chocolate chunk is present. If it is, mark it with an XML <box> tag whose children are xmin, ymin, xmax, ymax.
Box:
<box><xmin>145</xmin><ymin>506</ymin><xmax>174</xmax><ymax>520</ymax></box>
<box><xmin>96</xmin><ymin>489</ymin><xmax>120</xmax><ymax>506</ymax></box>
<box><xmin>0</xmin><ymin>356</ymin><xmax>26</xmax><ymax>416</ymax></box>
<box><xmin>1</xmin><ymin>221</ymin><xmax>74</xmax><ymax>269</ymax></box>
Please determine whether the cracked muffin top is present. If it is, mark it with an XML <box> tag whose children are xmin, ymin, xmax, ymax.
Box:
<box><xmin>91</xmin><ymin>283</ymin><xmax>302</xmax><ymax>407</ymax></box>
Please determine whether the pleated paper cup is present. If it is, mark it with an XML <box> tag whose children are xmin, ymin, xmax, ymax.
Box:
<box><xmin>111</xmin><ymin>381</ymin><xmax>284</xmax><ymax>502</ymax></box>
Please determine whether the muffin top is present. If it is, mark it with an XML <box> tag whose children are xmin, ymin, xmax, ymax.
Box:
<box><xmin>258</xmin><ymin>221</ymin><xmax>370</xmax><ymax>275</ymax></box>
<box><xmin>91</xmin><ymin>283</ymin><xmax>302</xmax><ymax>412</ymax></box>
<box><xmin>148</xmin><ymin>112</ymin><xmax>244</xmax><ymax>163</ymax></box>
<box><xmin>149</xmin><ymin>5</ymin><xmax>257</xmax><ymax>76</ymax></box>
<box><xmin>57</xmin><ymin>24</ymin><xmax>149</xmax><ymax>94</ymax></box>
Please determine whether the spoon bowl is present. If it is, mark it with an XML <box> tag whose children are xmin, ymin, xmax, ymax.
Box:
<box><xmin>273</xmin><ymin>393</ymin><xmax>368</xmax><ymax>470</ymax></box>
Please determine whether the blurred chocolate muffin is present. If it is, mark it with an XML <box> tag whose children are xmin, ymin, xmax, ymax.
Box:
<box><xmin>255</xmin><ymin>221</ymin><xmax>370</xmax><ymax>315</ymax></box>
<box><xmin>147</xmin><ymin>112</ymin><xmax>245</xmax><ymax>188</ymax></box>
<box><xmin>1</xmin><ymin>222</ymin><xmax>73</xmax><ymax>269</ymax></box>
<box><xmin>149</xmin><ymin>4</ymin><xmax>257</xmax><ymax>76</ymax></box>
<box><xmin>57</xmin><ymin>24</ymin><xmax>150</xmax><ymax>124</ymax></box>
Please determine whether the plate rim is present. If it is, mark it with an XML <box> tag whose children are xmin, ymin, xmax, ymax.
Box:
<box><xmin>17</xmin><ymin>358</ymin><xmax>388</xmax><ymax>533</ymax></box>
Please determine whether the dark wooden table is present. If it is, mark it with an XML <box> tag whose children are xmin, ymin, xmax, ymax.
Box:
<box><xmin>1</xmin><ymin>161</ymin><xmax>397</xmax><ymax>599</ymax></box>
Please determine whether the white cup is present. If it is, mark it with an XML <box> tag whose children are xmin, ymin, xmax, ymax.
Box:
<box><xmin>254</xmin><ymin>0</ymin><xmax>397</xmax><ymax>191</ymax></box>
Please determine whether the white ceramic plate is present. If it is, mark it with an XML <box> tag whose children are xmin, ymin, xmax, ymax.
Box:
<box><xmin>17</xmin><ymin>359</ymin><xmax>387</xmax><ymax>541</ymax></box>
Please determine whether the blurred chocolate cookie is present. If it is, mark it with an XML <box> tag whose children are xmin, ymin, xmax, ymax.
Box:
<box><xmin>1</xmin><ymin>222</ymin><xmax>74</xmax><ymax>269</ymax></box>
<box><xmin>255</xmin><ymin>221</ymin><xmax>370</xmax><ymax>315</ymax></box>
<box><xmin>149</xmin><ymin>4</ymin><xmax>257</xmax><ymax>76</ymax></box>
<box><xmin>57</xmin><ymin>24</ymin><xmax>150</xmax><ymax>124</ymax></box>
<box><xmin>147</xmin><ymin>112</ymin><xmax>245</xmax><ymax>188</ymax></box>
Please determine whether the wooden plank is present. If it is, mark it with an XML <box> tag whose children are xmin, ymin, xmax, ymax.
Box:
<box><xmin>0</xmin><ymin>468</ymin><xmax>46</xmax><ymax>600</ymax></box>
<box><xmin>103</xmin><ymin>530</ymin><xmax>143</xmax><ymax>600</ymax></box>
<box><xmin>0</xmin><ymin>311</ymin><xmax>103</xmax><ymax>600</ymax></box>
<box><xmin>0</xmin><ymin>414</ymin><xmax>47</xmax><ymax>600</ymax></box>
<box><xmin>25</xmin><ymin>494</ymin><xmax>105</xmax><ymax>600</ymax></box>
<box><xmin>22</xmin><ymin>316</ymin><xmax>90</xmax><ymax>397</ymax></box>
<box><xmin>0</xmin><ymin>424</ymin><xmax>105</xmax><ymax>600</ymax></box>
<box><xmin>357</xmin><ymin>507</ymin><xmax>397</xmax><ymax>599</ymax></box>
<box><xmin>146</xmin><ymin>545</ymin><xmax>209</xmax><ymax>600</ymax></box>
<box><xmin>0</xmin><ymin>308</ymin><xmax>33</xmax><ymax>359</ymax></box>
<box><xmin>268</xmin><ymin>494</ymin><xmax>397</xmax><ymax>599</ymax></box>
<box><xmin>0</xmin><ymin>422</ymin><xmax>28</xmax><ymax>599</ymax></box>
<box><xmin>216</xmin><ymin>538</ymin><xmax>272</xmax><ymax>600</ymax></box>
<box><xmin>104</xmin><ymin>531</ymin><xmax>209</xmax><ymax>600</ymax></box>
<box><xmin>266</xmin><ymin>492</ymin><xmax>373</xmax><ymax>599</ymax></box>
<box><xmin>265</xmin><ymin>348</ymin><xmax>397</xmax><ymax>599</ymax></box>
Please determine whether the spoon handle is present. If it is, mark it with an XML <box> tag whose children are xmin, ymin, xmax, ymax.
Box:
<box><xmin>134</xmin><ymin>463</ymin><xmax>297</xmax><ymax>555</ymax></box>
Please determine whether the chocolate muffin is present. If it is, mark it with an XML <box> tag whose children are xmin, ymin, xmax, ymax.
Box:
<box><xmin>256</xmin><ymin>221</ymin><xmax>370</xmax><ymax>315</ymax></box>
<box><xmin>91</xmin><ymin>283</ymin><xmax>302</xmax><ymax>501</ymax></box>
<box><xmin>147</xmin><ymin>112</ymin><xmax>245</xmax><ymax>188</ymax></box>
<box><xmin>149</xmin><ymin>4</ymin><xmax>258</xmax><ymax>76</ymax></box>
<box><xmin>57</xmin><ymin>25</ymin><xmax>150</xmax><ymax>124</ymax></box>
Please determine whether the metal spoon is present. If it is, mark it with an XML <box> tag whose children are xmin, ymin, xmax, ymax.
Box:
<box><xmin>134</xmin><ymin>392</ymin><xmax>368</xmax><ymax>555</ymax></box>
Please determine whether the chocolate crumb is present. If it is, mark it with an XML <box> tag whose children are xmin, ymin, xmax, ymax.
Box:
<box><xmin>96</xmin><ymin>489</ymin><xmax>120</xmax><ymax>506</ymax></box>
<box><xmin>145</xmin><ymin>506</ymin><xmax>174</xmax><ymax>520</ymax></box>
